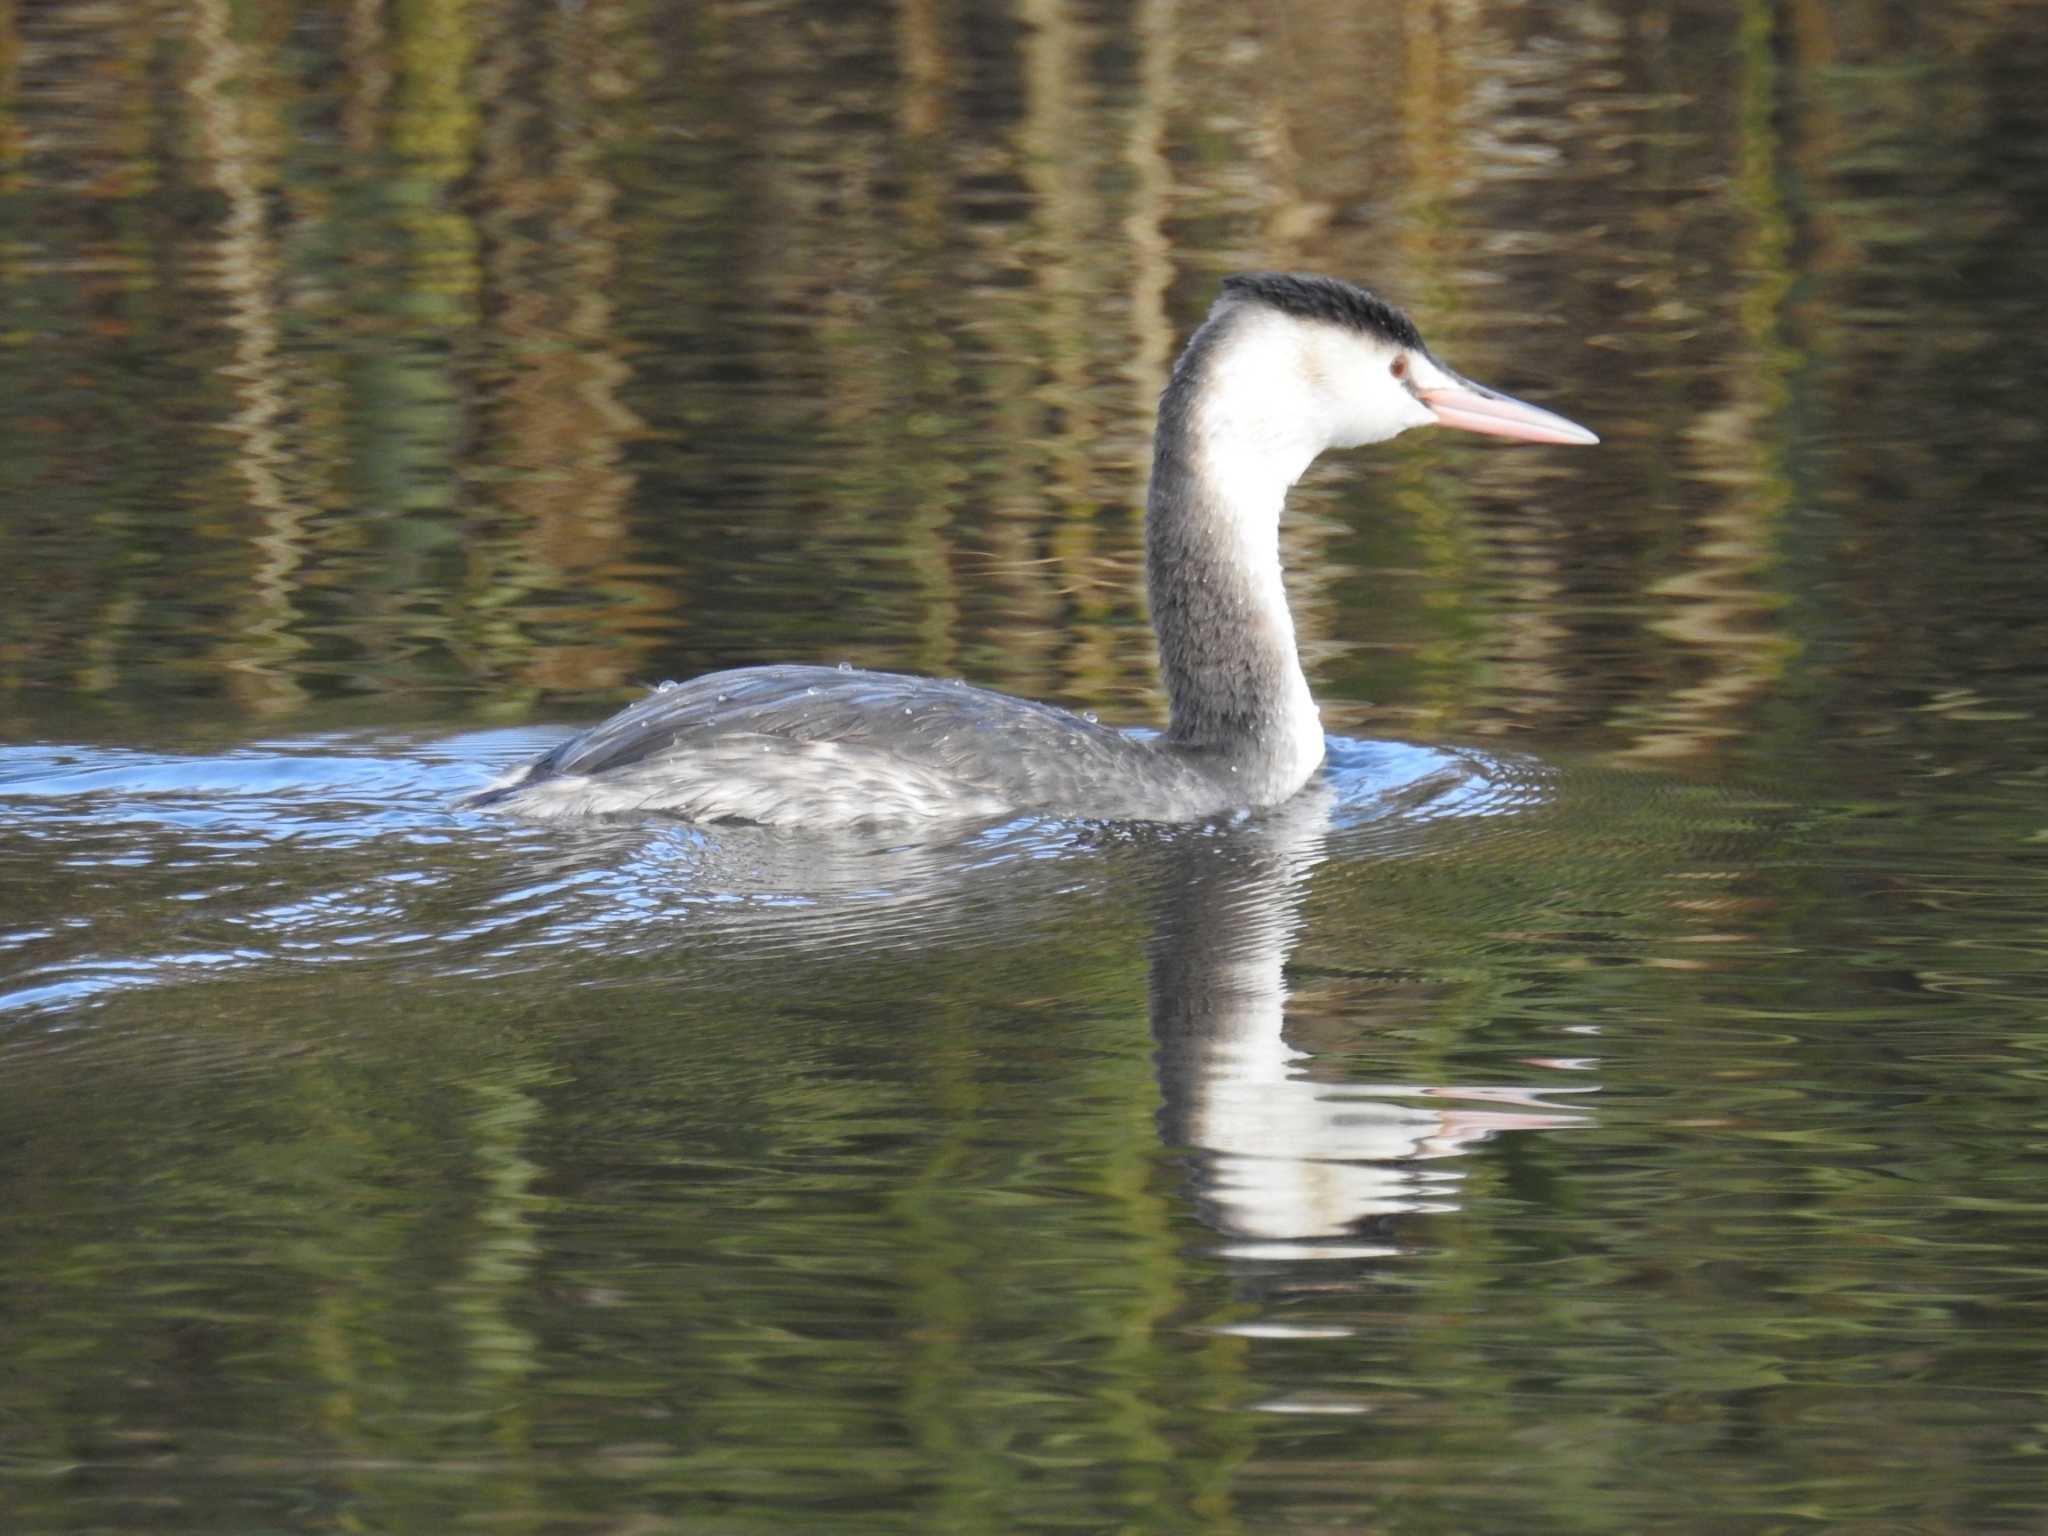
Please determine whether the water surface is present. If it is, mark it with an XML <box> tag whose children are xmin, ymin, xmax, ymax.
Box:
<box><xmin>5</xmin><ymin>2</ymin><xmax>2048</xmax><ymax>1531</ymax></box>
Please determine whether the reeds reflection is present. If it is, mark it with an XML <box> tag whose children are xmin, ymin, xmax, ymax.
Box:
<box><xmin>0</xmin><ymin>0</ymin><xmax>2043</xmax><ymax>787</ymax></box>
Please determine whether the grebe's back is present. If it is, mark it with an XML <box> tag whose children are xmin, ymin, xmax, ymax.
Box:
<box><xmin>460</xmin><ymin>664</ymin><xmax>1233</xmax><ymax>824</ymax></box>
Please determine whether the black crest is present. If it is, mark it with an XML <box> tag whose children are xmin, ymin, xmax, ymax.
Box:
<box><xmin>1219</xmin><ymin>271</ymin><xmax>1424</xmax><ymax>351</ymax></box>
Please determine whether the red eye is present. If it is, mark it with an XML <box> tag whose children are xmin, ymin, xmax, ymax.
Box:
<box><xmin>1389</xmin><ymin>354</ymin><xmax>1408</xmax><ymax>380</ymax></box>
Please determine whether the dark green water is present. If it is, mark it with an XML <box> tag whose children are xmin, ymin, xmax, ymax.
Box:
<box><xmin>5</xmin><ymin>2</ymin><xmax>2048</xmax><ymax>1531</ymax></box>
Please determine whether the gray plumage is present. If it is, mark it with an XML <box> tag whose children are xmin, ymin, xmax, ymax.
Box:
<box><xmin>460</xmin><ymin>664</ymin><xmax>1238</xmax><ymax>823</ymax></box>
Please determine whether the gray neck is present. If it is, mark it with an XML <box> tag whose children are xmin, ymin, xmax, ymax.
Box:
<box><xmin>1144</xmin><ymin>314</ymin><xmax>1325</xmax><ymax>801</ymax></box>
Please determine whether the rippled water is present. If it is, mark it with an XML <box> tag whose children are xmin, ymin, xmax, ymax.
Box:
<box><xmin>6</xmin><ymin>1</ymin><xmax>2048</xmax><ymax>1531</ymax></box>
<box><xmin>0</xmin><ymin>730</ymin><xmax>1529</xmax><ymax>1014</ymax></box>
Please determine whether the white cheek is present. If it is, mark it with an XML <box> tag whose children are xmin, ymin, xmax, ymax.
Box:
<box><xmin>1303</xmin><ymin>331</ymin><xmax>1436</xmax><ymax>447</ymax></box>
<box><xmin>1328</xmin><ymin>386</ymin><xmax>1435</xmax><ymax>447</ymax></box>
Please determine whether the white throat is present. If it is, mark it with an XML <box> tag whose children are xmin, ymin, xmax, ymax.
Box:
<box><xmin>1186</xmin><ymin>376</ymin><xmax>1323</xmax><ymax>788</ymax></box>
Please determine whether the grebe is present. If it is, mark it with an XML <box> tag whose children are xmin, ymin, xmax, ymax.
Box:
<box><xmin>463</xmin><ymin>273</ymin><xmax>1596</xmax><ymax>825</ymax></box>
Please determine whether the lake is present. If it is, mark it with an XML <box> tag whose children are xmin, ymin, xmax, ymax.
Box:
<box><xmin>4</xmin><ymin>1</ymin><xmax>2048</xmax><ymax>1531</ymax></box>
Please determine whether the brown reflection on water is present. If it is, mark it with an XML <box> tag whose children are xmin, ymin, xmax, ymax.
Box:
<box><xmin>1615</xmin><ymin>0</ymin><xmax>1798</xmax><ymax>764</ymax></box>
<box><xmin>0</xmin><ymin>0</ymin><xmax>2043</xmax><ymax>775</ymax></box>
<box><xmin>467</xmin><ymin>2</ymin><xmax>662</xmax><ymax>704</ymax></box>
<box><xmin>188</xmin><ymin>0</ymin><xmax>306</xmax><ymax>714</ymax></box>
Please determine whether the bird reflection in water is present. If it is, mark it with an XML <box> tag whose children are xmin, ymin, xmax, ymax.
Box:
<box><xmin>1146</xmin><ymin>783</ymin><xmax>1593</xmax><ymax>1259</ymax></box>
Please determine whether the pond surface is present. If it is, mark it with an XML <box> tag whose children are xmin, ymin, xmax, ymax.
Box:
<box><xmin>5</xmin><ymin>2</ymin><xmax>2048</xmax><ymax>1531</ymax></box>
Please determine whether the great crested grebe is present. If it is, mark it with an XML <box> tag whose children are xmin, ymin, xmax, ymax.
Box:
<box><xmin>462</xmin><ymin>272</ymin><xmax>1596</xmax><ymax>825</ymax></box>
